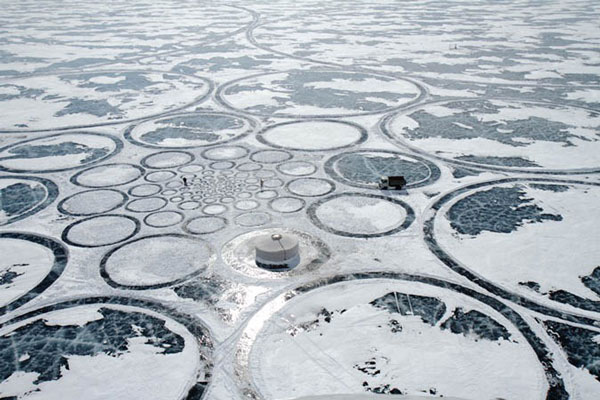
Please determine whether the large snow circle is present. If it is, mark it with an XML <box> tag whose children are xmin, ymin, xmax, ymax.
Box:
<box><xmin>258</xmin><ymin>120</ymin><xmax>367</xmax><ymax>151</ymax></box>
<box><xmin>58</xmin><ymin>189</ymin><xmax>127</xmax><ymax>216</ymax></box>
<box><xmin>71</xmin><ymin>163</ymin><xmax>144</xmax><ymax>188</ymax></box>
<box><xmin>0</xmin><ymin>232</ymin><xmax>67</xmax><ymax>313</ymax></box>
<box><xmin>0</xmin><ymin>302</ymin><xmax>210</xmax><ymax>400</ymax></box>
<box><xmin>62</xmin><ymin>214</ymin><xmax>140</xmax><ymax>247</ymax></box>
<box><xmin>430</xmin><ymin>178</ymin><xmax>600</xmax><ymax>315</ymax></box>
<box><xmin>100</xmin><ymin>234</ymin><xmax>215</xmax><ymax>289</ymax></box>
<box><xmin>243</xmin><ymin>277</ymin><xmax>549</xmax><ymax>399</ymax></box>
<box><xmin>218</xmin><ymin>70</ymin><xmax>422</xmax><ymax>118</ymax></box>
<box><xmin>325</xmin><ymin>149</ymin><xmax>440</xmax><ymax>189</ymax></box>
<box><xmin>126</xmin><ymin>112</ymin><xmax>256</xmax><ymax>148</ymax></box>
<box><xmin>309</xmin><ymin>193</ymin><xmax>414</xmax><ymax>237</ymax></box>
<box><xmin>0</xmin><ymin>133</ymin><xmax>120</xmax><ymax>173</ymax></box>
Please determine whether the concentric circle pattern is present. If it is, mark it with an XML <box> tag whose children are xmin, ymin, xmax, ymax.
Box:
<box><xmin>3</xmin><ymin>2</ymin><xmax>600</xmax><ymax>398</ymax></box>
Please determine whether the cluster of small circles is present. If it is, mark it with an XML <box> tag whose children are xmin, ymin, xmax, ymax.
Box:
<box><xmin>125</xmin><ymin>148</ymin><xmax>322</xmax><ymax>232</ymax></box>
<box><xmin>59</xmin><ymin>147</ymin><xmax>324</xmax><ymax>243</ymax></box>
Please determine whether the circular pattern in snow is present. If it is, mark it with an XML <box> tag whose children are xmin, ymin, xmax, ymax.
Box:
<box><xmin>0</xmin><ymin>176</ymin><xmax>58</xmax><ymax>226</ymax></box>
<box><xmin>218</xmin><ymin>70</ymin><xmax>422</xmax><ymax>118</ymax></box>
<box><xmin>183</xmin><ymin>216</ymin><xmax>227</xmax><ymax>235</ymax></box>
<box><xmin>234</xmin><ymin>199</ymin><xmax>260</xmax><ymax>211</ymax></box>
<box><xmin>222</xmin><ymin>228</ymin><xmax>330</xmax><ymax>279</ymax></box>
<box><xmin>240</xmin><ymin>275</ymin><xmax>552</xmax><ymax>399</ymax></box>
<box><xmin>128</xmin><ymin>183</ymin><xmax>162</xmax><ymax>197</ymax></box>
<box><xmin>383</xmin><ymin>99</ymin><xmax>600</xmax><ymax>174</ymax></box>
<box><xmin>237</xmin><ymin>162</ymin><xmax>262</xmax><ymax>172</ymax></box>
<box><xmin>71</xmin><ymin>163</ymin><xmax>144</xmax><ymax>188</ymax></box>
<box><xmin>286</xmin><ymin>177</ymin><xmax>336</xmax><ymax>197</ymax></box>
<box><xmin>325</xmin><ymin>149</ymin><xmax>440</xmax><ymax>189</ymax></box>
<box><xmin>125</xmin><ymin>197</ymin><xmax>167</xmax><ymax>213</ymax></box>
<box><xmin>0</xmin><ymin>232</ymin><xmax>67</xmax><ymax>314</ymax></box>
<box><xmin>0</xmin><ymin>71</ymin><xmax>211</xmax><ymax>132</ymax></box>
<box><xmin>235</xmin><ymin>211</ymin><xmax>272</xmax><ymax>227</ymax></box>
<box><xmin>269</xmin><ymin>197</ymin><xmax>306</xmax><ymax>213</ymax></box>
<box><xmin>428</xmin><ymin>178</ymin><xmax>600</xmax><ymax>315</ymax></box>
<box><xmin>125</xmin><ymin>112</ymin><xmax>257</xmax><ymax>148</ymax></box>
<box><xmin>144</xmin><ymin>170</ymin><xmax>176</xmax><ymax>183</ymax></box>
<box><xmin>62</xmin><ymin>214</ymin><xmax>140</xmax><ymax>247</ymax></box>
<box><xmin>308</xmin><ymin>193</ymin><xmax>414</xmax><ymax>237</ymax></box>
<box><xmin>202</xmin><ymin>145</ymin><xmax>249</xmax><ymax>160</ymax></box>
<box><xmin>58</xmin><ymin>189</ymin><xmax>127</xmax><ymax>216</ymax></box>
<box><xmin>276</xmin><ymin>161</ymin><xmax>317</xmax><ymax>176</ymax></box>
<box><xmin>203</xmin><ymin>204</ymin><xmax>228</xmax><ymax>215</ymax></box>
<box><xmin>0</xmin><ymin>301</ymin><xmax>212</xmax><ymax>400</ymax></box>
<box><xmin>258</xmin><ymin>120</ymin><xmax>367</xmax><ymax>151</ymax></box>
<box><xmin>143</xmin><ymin>211</ymin><xmax>184</xmax><ymax>228</ymax></box>
<box><xmin>100</xmin><ymin>234</ymin><xmax>215</xmax><ymax>289</ymax></box>
<box><xmin>0</xmin><ymin>132</ymin><xmax>121</xmax><ymax>173</ymax></box>
<box><xmin>250</xmin><ymin>149</ymin><xmax>292</xmax><ymax>164</ymax></box>
<box><xmin>141</xmin><ymin>151</ymin><xmax>194</xmax><ymax>169</ymax></box>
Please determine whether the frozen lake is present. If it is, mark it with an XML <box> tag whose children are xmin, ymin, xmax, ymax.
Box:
<box><xmin>1</xmin><ymin>0</ymin><xmax>599</xmax><ymax>399</ymax></box>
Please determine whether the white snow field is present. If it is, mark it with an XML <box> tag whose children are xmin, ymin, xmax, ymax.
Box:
<box><xmin>0</xmin><ymin>0</ymin><xmax>599</xmax><ymax>399</ymax></box>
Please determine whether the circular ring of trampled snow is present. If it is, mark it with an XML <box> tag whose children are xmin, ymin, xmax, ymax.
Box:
<box><xmin>257</xmin><ymin>120</ymin><xmax>368</xmax><ymax>152</ymax></box>
<box><xmin>324</xmin><ymin>149</ymin><xmax>441</xmax><ymax>189</ymax></box>
<box><xmin>0</xmin><ymin>232</ymin><xmax>67</xmax><ymax>315</ymax></box>
<box><xmin>61</xmin><ymin>214</ymin><xmax>141</xmax><ymax>248</ymax></box>
<box><xmin>141</xmin><ymin>150</ymin><xmax>194</xmax><ymax>169</ymax></box>
<box><xmin>235</xmin><ymin>272</ymin><xmax>565</xmax><ymax>399</ymax></box>
<box><xmin>216</xmin><ymin>70</ymin><xmax>424</xmax><ymax>118</ymax></box>
<box><xmin>70</xmin><ymin>163</ymin><xmax>145</xmax><ymax>188</ymax></box>
<box><xmin>124</xmin><ymin>111</ymin><xmax>258</xmax><ymax>149</ymax></box>
<box><xmin>0</xmin><ymin>176</ymin><xmax>58</xmax><ymax>226</ymax></box>
<box><xmin>0</xmin><ymin>298</ymin><xmax>213</xmax><ymax>399</ymax></box>
<box><xmin>100</xmin><ymin>233</ymin><xmax>216</xmax><ymax>290</ymax></box>
<box><xmin>0</xmin><ymin>132</ymin><xmax>122</xmax><ymax>173</ymax></box>
<box><xmin>58</xmin><ymin>188</ymin><xmax>128</xmax><ymax>216</ymax></box>
<box><xmin>308</xmin><ymin>193</ymin><xmax>415</xmax><ymax>238</ymax></box>
<box><xmin>425</xmin><ymin>177</ymin><xmax>600</xmax><ymax>317</ymax></box>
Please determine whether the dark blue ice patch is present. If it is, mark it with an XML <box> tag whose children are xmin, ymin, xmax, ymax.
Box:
<box><xmin>403</xmin><ymin>100</ymin><xmax>590</xmax><ymax>147</ymax></box>
<box><xmin>544</xmin><ymin>320</ymin><xmax>600</xmax><ymax>381</ymax></box>
<box><xmin>456</xmin><ymin>155</ymin><xmax>541</xmax><ymax>168</ymax></box>
<box><xmin>446</xmin><ymin>186</ymin><xmax>563</xmax><ymax>235</ymax></box>
<box><xmin>61</xmin><ymin>72</ymin><xmax>155</xmax><ymax>92</ymax></box>
<box><xmin>2</xmin><ymin>141</ymin><xmax>109</xmax><ymax>165</ymax></box>
<box><xmin>0</xmin><ymin>268</ymin><xmax>23</xmax><ymax>286</ymax></box>
<box><xmin>139</xmin><ymin>114</ymin><xmax>245</xmax><ymax>145</ymax></box>
<box><xmin>335</xmin><ymin>154</ymin><xmax>431</xmax><ymax>186</ymax></box>
<box><xmin>0</xmin><ymin>84</ymin><xmax>44</xmax><ymax>101</ymax></box>
<box><xmin>370</xmin><ymin>292</ymin><xmax>446</xmax><ymax>326</ymax></box>
<box><xmin>0</xmin><ymin>307</ymin><xmax>185</xmax><ymax>385</ymax></box>
<box><xmin>440</xmin><ymin>308</ymin><xmax>511</xmax><ymax>341</ymax></box>
<box><xmin>0</xmin><ymin>182</ymin><xmax>47</xmax><ymax>217</ymax></box>
<box><xmin>54</xmin><ymin>98</ymin><xmax>123</xmax><ymax>117</ymax></box>
<box><xmin>529</xmin><ymin>183</ymin><xmax>570</xmax><ymax>192</ymax></box>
